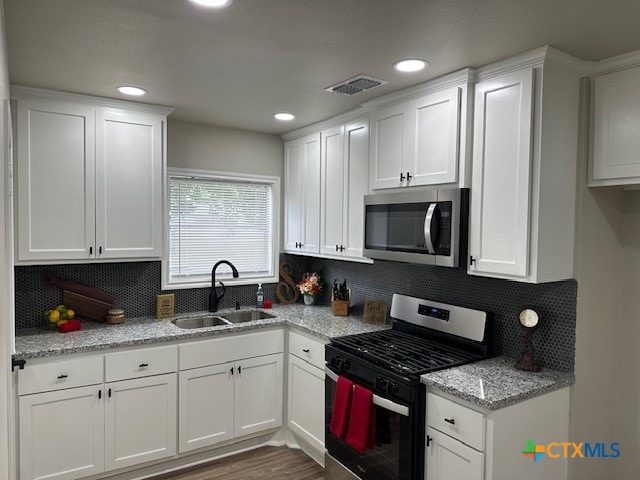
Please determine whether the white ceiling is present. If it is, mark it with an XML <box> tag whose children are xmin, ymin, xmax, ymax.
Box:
<box><xmin>5</xmin><ymin>0</ymin><xmax>640</xmax><ymax>134</ymax></box>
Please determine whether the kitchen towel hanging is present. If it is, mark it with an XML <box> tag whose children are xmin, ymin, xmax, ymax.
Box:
<box><xmin>329</xmin><ymin>376</ymin><xmax>354</xmax><ymax>439</ymax></box>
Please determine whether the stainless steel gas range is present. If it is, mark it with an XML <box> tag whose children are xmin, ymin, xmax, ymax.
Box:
<box><xmin>325</xmin><ymin>294</ymin><xmax>491</xmax><ymax>480</ymax></box>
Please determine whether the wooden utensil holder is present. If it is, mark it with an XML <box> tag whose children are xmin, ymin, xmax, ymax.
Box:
<box><xmin>331</xmin><ymin>292</ymin><xmax>350</xmax><ymax>316</ymax></box>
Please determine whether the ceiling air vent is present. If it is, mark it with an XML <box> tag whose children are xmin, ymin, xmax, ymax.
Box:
<box><xmin>325</xmin><ymin>75</ymin><xmax>388</xmax><ymax>96</ymax></box>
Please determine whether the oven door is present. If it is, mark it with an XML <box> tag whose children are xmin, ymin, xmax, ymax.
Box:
<box><xmin>325</xmin><ymin>367</ymin><xmax>424</xmax><ymax>480</ymax></box>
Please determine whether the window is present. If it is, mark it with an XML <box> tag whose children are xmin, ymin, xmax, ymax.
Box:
<box><xmin>163</xmin><ymin>168</ymin><xmax>280</xmax><ymax>289</ymax></box>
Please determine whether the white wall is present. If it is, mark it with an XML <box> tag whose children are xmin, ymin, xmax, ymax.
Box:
<box><xmin>167</xmin><ymin>119</ymin><xmax>283</xmax><ymax>176</ymax></box>
<box><xmin>614</xmin><ymin>190</ymin><xmax>640</xmax><ymax>479</ymax></box>
<box><xmin>570</xmin><ymin>79</ymin><xmax>624</xmax><ymax>480</ymax></box>
<box><xmin>0</xmin><ymin>3</ymin><xmax>12</xmax><ymax>479</ymax></box>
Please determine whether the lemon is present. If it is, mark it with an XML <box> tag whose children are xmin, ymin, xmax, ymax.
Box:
<box><xmin>48</xmin><ymin>310</ymin><xmax>60</xmax><ymax>322</ymax></box>
<box><xmin>66</xmin><ymin>309</ymin><xmax>75</xmax><ymax>319</ymax></box>
<box><xmin>56</xmin><ymin>319</ymin><xmax>67</xmax><ymax>327</ymax></box>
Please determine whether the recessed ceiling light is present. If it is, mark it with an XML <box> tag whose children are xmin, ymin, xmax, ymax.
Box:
<box><xmin>393</xmin><ymin>59</ymin><xmax>429</xmax><ymax>73</ymax></box>
<box><xmin>274</xmin><ymin>113</ymin><xmax>295</xmax><ymax>121</ymax></box>
<box><xmin>116</xmin><ymin>86</ymin><xmax>147</xmax><ymax>96</ymax></box>
<box><xmin>190</xmin><ymin>0</ymin><xmax>233</xmax><ymax>7</ymax></box>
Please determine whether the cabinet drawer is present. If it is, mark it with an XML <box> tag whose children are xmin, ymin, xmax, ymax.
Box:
<box><xmin>19</xmin><ymin>356</ymin><xmax>103</xmax><ymax>395</ymax></box>
<box><xmin>288</xmin><ymin>330</ymin><xmax>326</xmax><ymax>369</ymax></box>
<box><xmin>106</xmin><ymin>345</ymin><xmax>178</xmax><ymax>382</ymax></box>
<box><xmin>427</xmin><ymin>393</ymin><xmax>485</xmax><ymax>451</ymax></box>
<box><xmin>180</xmin><ymin>329</ymin><xmax>284</xmax><ymax>370</ymax></box>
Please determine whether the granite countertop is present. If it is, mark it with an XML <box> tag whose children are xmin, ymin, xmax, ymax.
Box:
<box><xmin>14</xmin><ymin>304</ymin><xmax>390</xmax><ymax>360</ymax></box>
<box><xmin>421</xmin><ymin>356</ymin><xmax>575</xmax><ymax>410</ymax></box>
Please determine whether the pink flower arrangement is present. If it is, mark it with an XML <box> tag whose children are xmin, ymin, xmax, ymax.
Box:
<box><xmin>298</xmin><ymin>272</ymin><xmax>322</xmax><ymax>296</ymax></box>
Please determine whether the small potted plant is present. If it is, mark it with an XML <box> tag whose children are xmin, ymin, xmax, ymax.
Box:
<box><xmin>298</xmin><ymin>272</ymin><xmax>322</xmax><ymax>305</ymax></box>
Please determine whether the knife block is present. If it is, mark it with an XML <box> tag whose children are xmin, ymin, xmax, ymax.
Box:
<box><xmin>331</xmin><ymin>292</ymin><xmax>350</xmax><ymax>316</ymax></box>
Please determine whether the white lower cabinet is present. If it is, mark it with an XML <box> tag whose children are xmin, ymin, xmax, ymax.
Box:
<box><xmin>426</xmin><ymin>427</ymin><xmax>484</xmax><ymax>480</ymax></box>
<box><xmin>19</xmin><ymin>386</ymin><xmax>104</xmax><ymax>480</ymax></box>
<box><xmin>104</xmin><ymin>373</ymin><xmax>177</xmax><ymax>471</ymax></box>
<box><xmin>235</xmin><ymin>354</ymin><xmax>284</xmax><ymax>437</ymax></box>
<box><xmin>425</xmin><ymin>388</ymin><xmax>571</xmax><ymax>480</ymax></box>
<box><xmin>286</xmin><ymin>330</ymin><xmax>327</xmax><ymax>460</ymax></box>
<box><xmin>179</xmin><ymin>362</ymin><xmax>235</xmax><ymax>452</ymax></box>
<box><xmin>287</xmin><ymin>355</ymin><xmax>325</xmax><ymax>453</ymax></box>
<box><xmin>177</xmin><ymin>330</ymin><xmax>285</xmax><ymax>454</ymax></box>
<box><xmin>18</xmin><ymin>346</ymin><xmax>178</xmax><ymax>480</ymax></box>
<box><xmin>178</xmin><ymin>353</ymin><xmax>283</xmax><ymax>454</ymax></box>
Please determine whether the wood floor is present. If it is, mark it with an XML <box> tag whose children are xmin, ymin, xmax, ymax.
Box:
<box><xmin>151</xmin><ymin>447</ymin><xmax>324</xmax><ymax>480</ymax></box>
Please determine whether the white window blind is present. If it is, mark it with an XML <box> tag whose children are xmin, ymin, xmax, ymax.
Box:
<box><xmin>167</xmin><ymin>171</ymin><xmax>276</xmax><ymax>287</ymax></box>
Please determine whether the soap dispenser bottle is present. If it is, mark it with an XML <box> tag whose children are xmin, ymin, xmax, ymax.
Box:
<box><xmin>256</xmin><ymin>284</ymin><xmax>264</xmax><ymax>308</ymax></box>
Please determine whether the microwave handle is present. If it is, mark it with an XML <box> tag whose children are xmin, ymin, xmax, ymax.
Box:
<box><xmin>424</xmin><ymin>203</ymin><xmax>438</xmax><ymax>254</ymax></box>
<box><xmin>325</xmin><ymin>366</ymin><xmax>409</xmax><ymax>417</ymax></box>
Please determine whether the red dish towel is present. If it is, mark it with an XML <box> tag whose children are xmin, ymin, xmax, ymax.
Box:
<box><xmin>346</xmin><ymin>385</ymin><xmax>376</xmax><ymax>453</ymax></box>
<box><xmin>330</xmin><ymin>376</ymin><xmax>354</xmax><ymax>439</ymax></box>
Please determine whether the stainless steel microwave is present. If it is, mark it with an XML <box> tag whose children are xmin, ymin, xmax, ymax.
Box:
<box><xmin>363</xmin><ymin>188</ymin><xmax>469</xmax><ymax>268</ymax></box>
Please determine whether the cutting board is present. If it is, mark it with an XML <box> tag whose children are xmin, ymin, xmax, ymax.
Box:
<box><xmin>44</xmin><ymin>275</ymin><xmax>116</xmax><ymax>305</ymax></box>
<box><xmin>63</xmin><ymin>290</ymin><xmax>114</xmax><ymax>322</ymax></box>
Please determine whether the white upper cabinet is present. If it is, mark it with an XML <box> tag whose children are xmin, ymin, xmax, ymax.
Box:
<box><xmin>16</xmin><ymin>99</ymin><xmax>96</xmax><ymax>262</ymax></box>
<box><xmin>14</xmin><ymin>87</ymin><xmax>172</xmax><ymax>264</ymax></box>
<box><xmin>468</xmin><ymin>52</ymin><xmax>581</xmax><ymax>283</ymax></box>
<box><xmin>96</xmin><ymin>110</ymin><xmax>163</xmax><ymax>259</ymax></box>
<box><xmin>320</xmin><ymin>118</ymin><xmax>370</xmax><ymax>261</ymax></box>
<box><xmin>590</xmin><ymin>65</ymin><xmax>640</xmax><ymax>185</ymax></box>
<box><xmin>284</xmin><ymin>133</ymin><xmax>321</xmax><ymax>254</ymax></box>
<box><xmin>470</xmin><ymin>68</ymin><xmax>534</xmax><ymax>278</ymax></box>
<box><xmin>369</xmin><ymin>84</ymin><xmax>464</xmax><ymax>190</ymax></box>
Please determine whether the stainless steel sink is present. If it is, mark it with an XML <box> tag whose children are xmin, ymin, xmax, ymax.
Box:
<box><xmin>172</xmin><ymin>316</ymin><xmax>230</xmax><ymax>329</ymax></box>
<box><xmin>220</xmin><ymin>310</ymin><xmax>276</xmax><ymax>323</ymax></box>
<box><xmin>171</xmin><ymin>310</ymin><xmax>276</xmax><ymax>329</ymax></box>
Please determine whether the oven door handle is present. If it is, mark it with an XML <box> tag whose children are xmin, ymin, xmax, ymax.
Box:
<box><xmin>424</xmin><ymin>203</ymin><xmax>437</xmax><ymax>254</ymax></box>
<box><xmin>325</xmin><ymin>366</ymin><xmax>410</xmax><ymax>417</ymax></box>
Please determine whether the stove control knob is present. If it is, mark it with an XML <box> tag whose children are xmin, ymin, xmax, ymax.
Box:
<box><xmin>341</xmin><ymin>360</ymin><xmax>351</xmax><ymax>372</ymax></box>
<box><xmin>375</xmin><ymin>376</ymin><xmax>388</xmax><ymax>391</ymax></box>
<box><xmin>330</xmin><ymin>357</ymin><xmax>343</xmax><ymax>369</ymax></box>
<box><xmin>390</xmin><ymin>382</ymin><xmax>399</xmax><ymax>393</ymax></box>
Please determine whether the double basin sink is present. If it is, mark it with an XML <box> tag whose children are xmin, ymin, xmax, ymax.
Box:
<box><xmin>172</xmin><ymin>310</ymin><xmax>276</xmax><ymax>329</ymax></box>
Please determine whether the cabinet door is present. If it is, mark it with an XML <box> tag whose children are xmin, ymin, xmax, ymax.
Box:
<box><xmin>342</xmin><ymin>119</ymin><xmax>369</xmax><ymax>258</ymax></box>
<box><xmin>16</xmin><ymin>99</ymin><xmax>96</xmax><ymax>262</ymax></box>
<box><xmin>301</xmin><ymin>133</ymin><xmax>321</xmax><ymax>254</ymax></box>
<box><xmin>178</xmin><ymin>363</ymin><xmax>235</xmax><ymax>453</ymax></box>
<box><xmin>96</xmin><ymin>110</ymin><xmax>162</xmax><ymax>259</ymax></box>
<box><xmin>284</xmin><ymin>139</ymin><xmax>303</xmax><ymax>252</ymax></box>
<box><xmin>425</xmin><ymin>427</ymin><xmax>484</xmax><ymax>480</ymax></box>
<box><xmin>469</xmin><ymin>68</ymin><xmax>534</xmax><ymax>278</ymax></box>
<box><xmin>234</xmin><ymin>353</ymin><xmax>283</xmax><ymax>437</ymax></box>
<box><xmin>592</xmin><ymin>67</ymin><xmax>640</xmax><ymax>182</ymax></box>
<box><xmin>369</xmin><ymin>103</ymin><xmax>407</xmax><ymax>190</ymax></box>
<box><xmin>320</xmin><ymin>125</ymin><xmax>345</xmax><ymax>256</ymax></box>
<box><xmin>104</xmin><ymin>373</ymin><xmax>177</xmax><ymax>471</ymax></box>
<box><xmin>19</xmin><ymin>386</ymin><xmax>104</xmax><ymax>480</ymax></box>
<box><xmin>409</xmin><ymin>88</ymin><xmax>460</xmax><ymax>186</ymax></box>
<box><xmin>287</xmin><ymin>355</ymin><xmax>325</xmax><ymax>453</ymax></box>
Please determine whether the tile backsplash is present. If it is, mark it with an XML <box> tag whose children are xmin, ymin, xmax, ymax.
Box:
<box><xmin>15</xmin><ymin>261</ymin><xmax>276</xmax><ymax>330</ymax></box>
<box><xmin>285</xmin><ymin>254</ymin><xmax>577</xmax><ymax>372</ymax></box>
<box><xmin>15</xmin><ymin>254</ymin><xmax>577</xmax><ymax>372</ymax></box>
